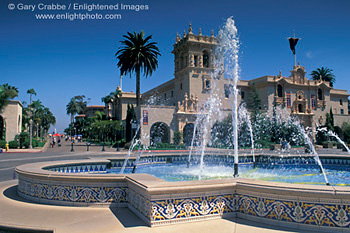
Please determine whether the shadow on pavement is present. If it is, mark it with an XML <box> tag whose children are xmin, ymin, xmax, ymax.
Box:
<box><xmin>3</xmin><ymin>185</ymin><xmax>38</xmax><ymax>204</ymax></box>
<box><xmin>222</xmin><ymin>216</ymin><xmax>319</xmax><ymax>233</ymax></box>
<box><xmin>109</xmin><ymin>207</ymin><xmax>147</xmax><ymax>228</ymax></box>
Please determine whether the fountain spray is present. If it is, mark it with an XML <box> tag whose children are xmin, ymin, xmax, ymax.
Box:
<box><xmin>217</xmin><ymin>17</ymin><xmax>240</xmax><ymax>177</ymax></box>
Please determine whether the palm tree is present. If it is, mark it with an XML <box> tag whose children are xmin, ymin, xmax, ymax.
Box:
<box><xmin>26</xmin><ymin>88</ymin><xmax>36</xmax><ymax>149</ymax></box>
<box><xmin>0</xmin><ymin>84</ymin><xmax>19</xmax><ymax>112</ymax></box>
<box><xmin>110</xmin><ymin>88</ymin><xmax>122</xmax><ymax>101</ymax></box>
<box><xmin>310</xmin><ymin>67</ymin><xmax>336</xmax><ymax>87</ymax></box>
<box><xmin>27</xmin><ymin>88</ymin><xmax>36</xmax><ymax>105</ymax></box>
<box><xmin>30</xmin><ymin>100</ymin><xmax>43</xmax><ymax>138</ymax></box>
<box><xmin>66</xmin><ymin>98</ymin><xmax>82</xmax><ymax>125</ymax></box>
<box><xmin>40</xmin><ymin>107</ymin><xmax>56</xmax><ymax>139</ymax></box>
<box><xmin>116</xmin><ymin>31</ymin><xmax>161</xmax><ymax>106</ymax></box>
<box><xmin>101</xmin><ymin>94</ymin><xmax>113</xmax><ymax>119</ymax></box>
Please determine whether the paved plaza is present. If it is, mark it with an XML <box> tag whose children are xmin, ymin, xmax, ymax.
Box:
<box><xmin>0</xmin><ymin>141</ymin><xmax>347</xmax><ymax>232</ymax></box>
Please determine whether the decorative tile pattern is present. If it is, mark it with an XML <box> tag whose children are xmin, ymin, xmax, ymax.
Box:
<box><xmin>128</xmin><ymin>188</ymin><xmax>151</xmax><ymax>218</ymax></box>
<box><xmin>150</xmin><ymin>194</ymin><xmax>235</xmax><ymax>222</ymax></box>
<box><xmin>18</xmin><ymin>179</ymin><xmax>127</xmax><ymax>204</ymax></box>
<box><xmin>16</xmin><ymin>155</ymin><xmax>350</xmax><ymax>228</ymax></box>
<box><xmin>237</xmin><ymin>194</ymin><xmax>350</xmax><ymax>227</ymax></box>
<box><xmin>44</xmin><ymin>164</ymin><xmax>108</xmax><ymax>173</ymax></box>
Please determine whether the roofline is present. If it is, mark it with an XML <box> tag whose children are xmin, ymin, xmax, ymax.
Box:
<box><xmin>8</xmin><ymin>100</ymin><xmax>23</xmax><ymax>107</ymax></box>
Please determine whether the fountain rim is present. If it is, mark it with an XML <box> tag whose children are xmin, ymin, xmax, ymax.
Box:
<box><xmin>15</xmin><ymin>157</ymin><xmax>350</xmax><ymax>195</ymax></box>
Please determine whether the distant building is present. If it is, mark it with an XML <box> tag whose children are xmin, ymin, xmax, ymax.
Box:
<box><xmin>75</xmin><ymin>114</ymin><xmax>86</xmax><ymax>120</ymax></box>
<box><xmin>84</xmin><ymin>105</ymin><xmax>105</xmax><ymax>118</ymax></box>
<box><xmin>0</xmin><ymin>100</ymin><xmax>23</xmax><ymax>142</ymax></box>
<box><xmin>106</xmin><ymin>88</ymin><xmax>137</xmax><ymax>120</ymax></box>
<box><xmin>108</xmin><ymin>25</ymin><xmax>350</xmax><ymax>145</ymax></box>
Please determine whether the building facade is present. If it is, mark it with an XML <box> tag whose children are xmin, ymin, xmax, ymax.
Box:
<box><xmin>0</xmin><ymin>100</ymin><xmax>23</xmax><ymax>142</ymax></box>
<box><xmin>84</xmin><ymin>105</ymin><xmax>106</xmax><ymax>118</ymax></box>
<box><xmin>109</xmin><ymin>25</ymin><xmax>350</xmax><ymax>146</ymax></box>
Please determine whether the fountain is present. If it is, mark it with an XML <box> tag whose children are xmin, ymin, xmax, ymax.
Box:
<box><xmin>318</xmin><ymin>127</ymin><xmax>350</xmax><ymax>154</ymax></box>
<box><xmin>12</xmin><ymin>17</ymin><xmax>350</xmax><ymax>231</ymax></box>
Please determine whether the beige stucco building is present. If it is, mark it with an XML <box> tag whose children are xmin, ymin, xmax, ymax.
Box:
<box><xmin>0</xmin><ymin>100</ymin><xmax>23</xmax><ymax>142</ymax></box>
<box><xmin>109</xmin><ymin>25</ymin><xmax>350</xmax><ymax>145</ymax></box>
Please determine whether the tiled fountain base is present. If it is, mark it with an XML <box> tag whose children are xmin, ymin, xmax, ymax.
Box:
<box><xmin>15</xmin><ymin>158</ymin><xmax>350</xmax><ymax>231</ymax></box>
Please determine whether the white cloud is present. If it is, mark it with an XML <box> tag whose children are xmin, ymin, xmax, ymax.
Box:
<box><xmin>306</xmin><ymin>51</ymin><xmax>313</xmax><ymax>59</ymax></box>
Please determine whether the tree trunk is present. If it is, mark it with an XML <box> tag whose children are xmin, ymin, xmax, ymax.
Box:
<box><xmin>136</xmin><ymin>70</ymin><xmax>140</xmax><ymax>106</ymax></box>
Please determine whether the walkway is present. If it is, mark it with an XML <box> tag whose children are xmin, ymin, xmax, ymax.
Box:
<box><xmin>0</xmin><ymin>181</ymin><xmax>318</xmax><ymax>233</ymax></box>
<box><xmin>0</xmin><ymin>143</ymin><xmax>348</xmax><ymax>232</ymax></box>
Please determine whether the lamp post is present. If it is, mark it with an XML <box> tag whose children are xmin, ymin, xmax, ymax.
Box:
<box><xmin>29</xmin><ymin>118</ymin><xmax>33</xmax><ymax>149</ymax></box>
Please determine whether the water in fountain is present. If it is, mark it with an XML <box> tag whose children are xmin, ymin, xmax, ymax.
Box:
<box><xmin>296</xmin><ymin>123</ymin><xmax>329</xmax><ymax>185</ymax></box>
<box><xmin>217</xmin><ymin>17</ymin><xmax>240</xmax><ymax>176</ymax></box>
<box><xmin>318</xmin><ymin>127</ymin><xmax>350</xmax><ymax>154</ymax></box>
<box><xmin>198</xmin><ymin>92</ymin><xmax>222</xmax><ymax>180</ymax></box>
<box><xmin>187</xmin><ymin>120</ymin><xmax>198</xmax><ymax>168</ymax></box>
<box><xmin>187</xmin><ymin>17</ymin><xmax>244</xmax><ymax>178</ymax></box>
<box><xmin>120</xmin><ymin>128</ymin><xmax>140</xmax><ymax>174</ymax></box>
<box><xmin>238</xmin><ymin>104</ymin><xmax>255</xmax><ymax>163</ymax></box>
<box><xmin>267</xmin><ymin>106</ymin><xmax>330</xmax><ymax>185</ymax></box>
<box><xmin>120</xmin><ymin>95</ymin><xmax>158</xmax><ymax>174</ymax></box>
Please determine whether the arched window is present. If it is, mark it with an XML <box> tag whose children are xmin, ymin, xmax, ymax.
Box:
<box><xmin>194</xmin><ymin>55</ymin><xmax>198</xmax><ymax>67</ymax></box>
<box><xmin>318</xmin><ymin>89</ymin><xmax>323</xmax><ymax>101</ymax></box>
<box><xmin>277</xmin><ymin>85</ymin><xmax>283</xmax><ymax>97</ymax></box>
<box><xmin>203</xmin><ymin>51</ymin><xmax>210</xmax><ymax>68</ymax></box>
<box><xmin>205</xmin><ymin>80</ymin><xmax>211</xmax><ymax>89</ymax></box>
<box><xmin>180</xmin><ymin>54</ymin><xmax>184</xmax><ymax>69</ymax></box>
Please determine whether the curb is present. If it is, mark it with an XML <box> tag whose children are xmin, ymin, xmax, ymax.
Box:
<box><xmin>2</xmin><ymin>140</ymin><xmax>48</xmax><ymax>154</ymax></box>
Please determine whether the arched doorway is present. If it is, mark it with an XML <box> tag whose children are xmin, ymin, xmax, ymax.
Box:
<box><xmin>0</xmin><ymin>116</ymin><xmax>4</xmax><ymax>141</ymax></box>
<box><xmin>183</xmin><ymin>123</ymin><xmax>199</xmax><ymax>146</ymax></box>
<box><xmin>150</xmin><ymin>122</ymin><xmax>169</xmax><ymax>145</ymax></box>
<box><xmin>277</xmin><ymin>85</ymin><xmax>283</xmax><ymax>97</ymax></box>
<box><xmin>298</xmin><ymin>104</ymin><xmax>304</xmax><ymax>113</ymax></box>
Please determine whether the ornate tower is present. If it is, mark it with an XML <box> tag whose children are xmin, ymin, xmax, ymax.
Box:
<box><xmin>172</xmin><ymin>24</ymin><xmax>218</xmax><ymax>105</ymax></box>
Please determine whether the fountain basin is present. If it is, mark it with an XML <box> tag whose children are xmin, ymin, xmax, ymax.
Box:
<box><xmin>15</xmin><ymin>155</ymin><xmax>350</xmax><ymax>230</ymax></box>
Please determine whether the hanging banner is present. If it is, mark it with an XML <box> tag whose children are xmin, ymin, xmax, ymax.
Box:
<box><xmin>311</xmin><ymin>95</ymin><xmax>316</xmax><ymax>110</ymax></box>
<box><xmin>286</xmin><ymin>93</ymin><xmax>291</xmax><ymax>108</ymax></box>
<box><xmin>143</xmin><ymin>110</ymin><xmax>148</xmax><ymax>125</ymax></box>
<box><xmin>288</xmin><ymin>38</ymin><xmax>299</xmax><ymax>55</ymax></box>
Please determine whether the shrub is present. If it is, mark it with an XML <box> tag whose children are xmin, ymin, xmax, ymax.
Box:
<box><xmin>32</xmin><ymin>139</ymin><xmax>39</xmax><ymax>148</ymax></box>
<box><xmin>8</xmin><ymin>140</ymin><xmax>19</xmax><ymax>149</ymax></box>
<box><xmin>124</xmin><ymin>142</ymin><xmax>131</xmax><ymax>149</ymax></box>
<box><xmin>22</xmin><ymin>141</ymin><xmax>30</xmax><ymax>149</ymax></box>
<box><xmin>38</xmin><ymin>141</ymin><xmax>46</xmax><ymax>147</ymax></box>
<box><xmin>15</xmin><ymin>132</ymin><xmax>30</xmax><ymax>148</ymax></box>
<box><xmin>173</xmin><ymin>131</ymin><xmax>182</xmax><ymax>145</ymax></box>
<box><xmin>152</xmin><ymin>143</ymin><xmax>186</xmax><ymax>150</ymax></box>
<box><xmin>0</xmin><ymin>140</ymin><xmax>6</xmax><ymax>148</ymax></box>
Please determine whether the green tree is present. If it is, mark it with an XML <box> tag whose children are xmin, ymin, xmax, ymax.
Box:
<box><xmin>94</xmin><ymin>111</ymin><xmax>106</xmax><ymax>122</ymax></box>
<box><xmin>116</xmin><ymin>31</ymin><xmax>161</xmax><ymax>106</ymax></box>
<box><xmin>173</xmin><ymin>131</ymin><xmax>182</xmax><ymax>145</ymax></box>
<box><xmin>248</xmin><ymin>85</ymin><xmax>261</xmax><ymax>120</ymax></box>
<box><xmin>0</xmin><ymin>84</ymin><xmax>19</xmax><ymax>140</ymax></box>
<box><xmin>342</xmin><ymin>122</ymin><xmax>350</xmax><ymax>144</ymax></box>
<box><xmin>101</xmin><ymin>94</ymin><xmax>113</xmax><ymax>119</ymax></box>
<box><xmin>102</xmin><ymin>88</ymin><xmax>122</xmax><ymax>119</ymax></box>
<box><xmin>26</xmin><ymin>88</ymin><xmax>37</xmax><ymax>148</ymax></box>
<box><xmin>0</xmin><ymin>84</ymin><xmax>19</xmax><ymax>112</ymax></box>
<box><xmin>310</xmin><ymin>67</ymin><xmax>336</xmax><ymax>87</ymax></box>
<box><xmin>66</xmin><ymin>95</ymin><xmax>87</xmax><ymax>127</ymax></box>
<box><xmin>125</xmin><ymin>104</ymin><xmax>136</xmax><ymax>142</ymax></box>
<box><xmin>325</xmin><ymin>108</ymin><xmax>335</xmax><ymax>131</ymax></box>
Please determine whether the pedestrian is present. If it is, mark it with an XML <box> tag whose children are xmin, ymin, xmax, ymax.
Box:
<box><xmin>58</xmin><ymin>137</ymin><xmax>61</xmax><ymax>147</ymax></box>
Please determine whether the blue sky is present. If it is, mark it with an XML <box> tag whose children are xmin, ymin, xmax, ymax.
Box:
<box><xmin>1</xmin><ymin>0</ymin><xmax>349</xmax><ymax>133</ymax></box>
